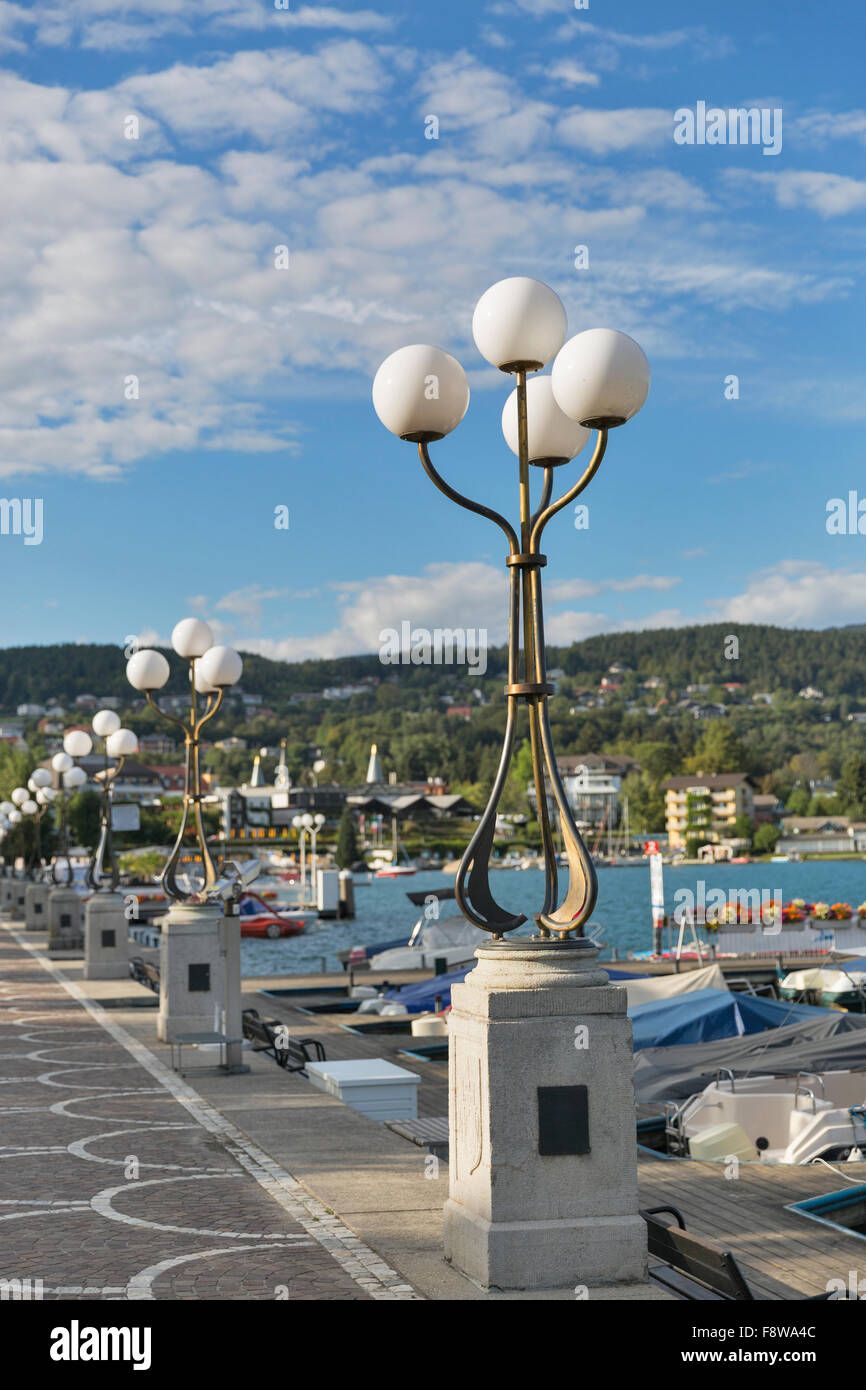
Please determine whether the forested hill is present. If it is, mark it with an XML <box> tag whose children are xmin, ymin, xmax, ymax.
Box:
<box><xmin>0</xmin><ymin>623</ymin><xmax>864</xmax><ymax>707</ymax></box>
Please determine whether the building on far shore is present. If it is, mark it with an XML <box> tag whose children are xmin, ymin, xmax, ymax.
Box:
<box><xmin>547</xmin><ymin>753</ymin><xmax>638</xmax><ymax>828</ymax></box>
<box><xmin>215</xmin><ymin>742</ymin><xmax>474</xmax><ymax>839</ymax></box>
<box><xmin>662</xmin><ymin>772</ymin><xmax>754</xmax><ymax>849</ymax></box>
<box><xmin>753</xmin><ymin>792</ymin><xmax>785</xmax><ymax>825</ymax></box>
<box><xmin>776</xmin><ymin>815</ymin><xmax>866</xmax><ymax>856</ymax></box>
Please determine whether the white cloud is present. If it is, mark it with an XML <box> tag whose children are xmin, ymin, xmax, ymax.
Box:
<box><xmin>794</xmin><ymin>109</ymin><xmax>866</xmax><ymax>146</ymax></box>
<box><xmin>0</xmin><ymin>1</ymin><xmax>394</xmax><ymax>50</ymax></box>
<box><xmin>557</xmin><ymin>106</ymin><xmax>672</xmax><ymax>155</ymax></box>
<box><xmin>544</xmin><ymin>59</ymin><xmax>600</xmax><ymax>89</ymax></box>
<box><xmin>224</xmin><ymin>566</ymin><xmax>681</xmax><ymax>659</ymax></box>
<box><xmin>548</xmin><ymin>575</ymin><xmax>680</xmax><ymax>601</ymax></box>
<box><xmin>0</xmin><ymin>39</ymin><xmax>855</xmax><ymax>481</ymax></box>
<box><xmin>731</xmin><ymin>170</ymin><xmax>866</xmax><ymax>218</ymax></box>
<box><xmin>215</xmin><ymin>586</ymin><xmax>291</xmax><ymax>628</ymax></box>
<box><xmin>712</xmin><ymin>561</ymin><xmax>866</xmax><ymax>627</ymax></box>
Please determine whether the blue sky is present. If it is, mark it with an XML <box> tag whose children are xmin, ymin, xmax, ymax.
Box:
<box><xmin>2</xmin><ymin>0</ymin><xmax>865</xmax><ymax>660</ymax></box>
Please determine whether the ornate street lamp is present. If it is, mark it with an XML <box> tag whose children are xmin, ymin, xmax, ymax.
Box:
<box><xmin>125</xmin><ymin>619</ymin><xmax>242</xmax><ymax>900</ymax></box>
<box><xmin>49</xmin><ymin>753</ymin><xmax>86</xmax><ymax>884</ymax></box>
<box><xmin>373</xmin><ymin>277</ymin><xmax>649</xmax><ymax>946</ymax></box>
<box><xmin>0</xmin><ymin>803</ymin><xmax>18</xmax><ymax>874</ymax></box>
<box><xmin>10</xmin><ymin>785</ymin><xmax>41</xmax><ymax>879</ymax></box>
<box><xmin>28</xmin><ymin>769</ymin><xmax>56</xmax><ymax>879</ymax></box>
<box><xmin>61</xmin><ymin>715</ymin><xmax>139</xmax><ymax>891</ymax></box>
<box><xmin>2</xmin><ymin>804</ymin><xmax>23</xmax><ymax>865</ymax></box>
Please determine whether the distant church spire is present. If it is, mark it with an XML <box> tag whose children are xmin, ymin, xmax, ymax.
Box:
<box><xmin>249</xmin><ymin>748</ymin><xmax>266</xmax><ymax>788</ymax></box>
<box><xmin>275</xmin><ymin>737</ymin><xmax>290</xmax><ymax>790</ymax></box>
<box><xmin>365</xmin><ymin>742</ymin><xmax>383</xmax><ymax>784</ymax></box>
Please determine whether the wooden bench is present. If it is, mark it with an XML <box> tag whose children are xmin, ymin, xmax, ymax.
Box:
<box><xmin>241</xmin><ymin>1008</ymin><xmax>326</xmax><ymax>1074</ymax></box>
<box><xmin>642</xmin><ymin>1206</ymin><xmax>858</xmax><ymax>1301</ymax></box>
<box><xmin>129</xmin><ymin>955</ymin><xmax>160</xmax><ymax>994</ymax></box>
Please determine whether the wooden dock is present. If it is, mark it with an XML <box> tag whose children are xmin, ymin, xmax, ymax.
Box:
<box><xmin>636</xmin><ymin>1149</ymin><xmax>866</xmax><ymax>1300</ymax></box>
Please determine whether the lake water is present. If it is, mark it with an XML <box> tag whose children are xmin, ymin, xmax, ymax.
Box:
<box><xmin>241</xmin><ymin>858</ymin><xmax>866</xmax><ymax>976</ymax></box>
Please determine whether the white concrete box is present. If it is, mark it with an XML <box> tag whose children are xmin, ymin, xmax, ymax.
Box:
<box><xmin>305</xmin><ymin>1059</ymin><xmax>419</xmax><ymax>1121</ymax></box>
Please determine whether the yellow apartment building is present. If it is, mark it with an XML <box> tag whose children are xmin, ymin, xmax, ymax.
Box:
<box><xmin>662</xmin><ymin>773</ymin><xmax>755</xmax><ymax>849</ymax></box>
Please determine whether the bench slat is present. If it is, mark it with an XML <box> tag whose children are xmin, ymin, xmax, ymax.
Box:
<box><xmin>642</xmin><ymin>1209</ymin><xmax>754</xmax><ymax>1301</ymax></box>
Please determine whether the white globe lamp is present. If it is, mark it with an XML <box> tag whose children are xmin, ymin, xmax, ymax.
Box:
<box><xmin>472</xmin><ymin>277</ymin><xmax>567</xmax><ymax>372</ymax></box>
<box><xmin>373</xmin><ymin>345</ymin><xmax>469</xmax><ymax>442</ymax></box>
<box><xmin>551</xmin><ymin>328</ymin><xmax>650</xmax><ymax>429</ymax></box>
<box><xmin>126</xmin><ymin>649</ymin><xmax>170</xmax><ymax>692</ymax></box>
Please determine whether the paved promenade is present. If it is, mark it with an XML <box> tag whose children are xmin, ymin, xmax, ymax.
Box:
<box><xmin>0</xmin><ymin>923</ymin><xmax>417</xmax><ymax>1301</ymax></box>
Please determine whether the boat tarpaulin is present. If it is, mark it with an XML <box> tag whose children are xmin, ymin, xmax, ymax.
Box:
<box><xmin>629</xmin><ymin>987</ymin><xmax>826</xmax><ymax>1051</ymax></box>
<box><xmin>385</xmin><ymin>960</ymin><xmax>648</xmax><ymax>1013</ymax></box>
<box><xmin>384</xmin><ymin>964</ymin><xmax>471</xmax><ymax>1013</ymax></box>
<box><xmin>633</xmin><ymin>1010</ymin><xmax>866</xmax><ymax>1103</ymax></box>
<box><xmin>624</xmin><ymin>962</ymin><xmax>726</xmax><ymax>1008</ymax></box>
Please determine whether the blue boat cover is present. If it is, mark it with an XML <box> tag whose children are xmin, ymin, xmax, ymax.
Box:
<box><xmin>386</xmin><ymin>976</ymin><xmax>827</xmax><ymax>1034</ymax></box>
<box><xmin>630</xmin><ymin>987</ymin><xmax>829</xmax><ymax>1050</ymax></box>
<box><xmin>384</xmin><ymin>965</ymin><xmax>471</xmax><ymax>1013</ymax></box>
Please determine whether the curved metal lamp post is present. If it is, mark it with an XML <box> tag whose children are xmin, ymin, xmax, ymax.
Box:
<box><xmin>61</xmin><ymin>716</ymin><xmax>139</xmax><ymax>892</ymax></box>
<box><xmin>373</xmin><ymin>277</ymin><xmax>649</xmax><ymax>945</ymax></box>
<box><xmin>10</xmin><ymin>785</ymin><xmax>41</xmax><ymax>879</ymax></box>
<box><xmin>292</xmin><ymin>811</ymin><xmax>326</xmax><ymax>900</ymax></box>
<box><xmin>125</xmin><ymin>619</ymin><xmax>243</xmax><ymax>902</ymax></box>
<box><xmin>49</xmin><ymin>753</ymin><xmax>86</xmax><ymax>885</ymax></box>
<box><xmin>0</xmin><ymin>804</ymin><xmax>21</xmax><ymax>875</ymax></box>
<box><xmin>1</xmin><ymin>803</ymin><xmax>23</xmax><ymax>874</ymax></box>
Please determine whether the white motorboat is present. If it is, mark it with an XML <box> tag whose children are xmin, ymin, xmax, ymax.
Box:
<box><xmin>368</xmin><ymin>909</ymin><xmax>487</xmax><ymax>972</ymax></box>
<box><xmin>666</xmin><ymin>1068</ymin><xmax>866</xmax><ymax>1165</ymax></box>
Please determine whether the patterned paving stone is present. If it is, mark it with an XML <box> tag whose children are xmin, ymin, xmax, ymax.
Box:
<box><xmin>0</xmin><ymin>925</ymin><xmax>419</xmax><ymax>1301</ymax></box>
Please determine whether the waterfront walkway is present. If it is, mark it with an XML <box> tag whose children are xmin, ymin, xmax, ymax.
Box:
<box><xmin>0</xmin><ymin>925</ymin><xmax>415</xmax><ymax>1300</ymax></box>
<box><xmin>6</xmin><ymin>918</ymin><xmax>857</xmax><ymax>1303</ymax></box>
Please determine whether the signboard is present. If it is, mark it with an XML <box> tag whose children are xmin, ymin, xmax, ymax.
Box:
<box><xmin>644</xmin><ymin>840</ymin><xmax>659</xmax><ymax>855</ymax></box>
<box><xmin>111</xmin><ymin>802</ymin><xmax>140</xmax><ymax>832</ymax></box>
<box><xmin>649</xmin><ymin>852</ymin><xmax>665</xmax><ymax>929</ymax></box>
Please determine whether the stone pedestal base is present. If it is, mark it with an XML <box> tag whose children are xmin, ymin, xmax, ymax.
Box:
<box><xmin>0</xmin><ymin>879</ymin><xmax>16</xmax><ymax>913</ymax></box>
<box><xmin>158</xmin><ymin>901</ymin><xmax>225</xmax><ymax>1041</ymax></box>
<box><xmin>48</xmin><ymin>888</ymin><xmax>83</xmax><ymax>945</ymax></box>
<box><xmin>25</xmin><ymin>883</ymin><xmax>51</xmax><ymax>930</ymax></box>
<box><xmin>10</xmin><ymin>881</ymin><xmax>28</xmax><ymax>919</ymax></box>
<box><xmin>444</xmin><ymin>939</ymin><xmax>648</xmax><ymax>1293</ymax></box>
<box><xmin>84</xmin><ymin>893</ymin><xmax>130</xmax><ymax>979</ymax></box>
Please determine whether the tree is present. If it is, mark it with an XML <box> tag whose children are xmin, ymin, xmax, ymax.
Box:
<box><xmin>500</xmin><ymin>740</ymin><xmax>534</xmax><ymax>816</ymax></box>
<box><xmin>753</xmin><ymin>823</ymin><xmax>780</xmax><ymax>854</ymax></box>
<box><xmin>732</xmin><ymin>813</ymin><xmax>753</xmax><ymax>844</ymax></box>
<box><xmin>683</xmin><ymin>723</ymin><xmax>748</xmax><ymax>775</ymax></box>
<box><xmin>334</xmin><ymin>809</ymin><xmax>359</xmax><ymax>869</ymax></box>
<box><xmin>837</xmin><ymin>754</ymin><xmax>866</xmax><ymax>817</ymax></box>
<box><xmin>786</xmin><ymin>787</ymin><xmax>810</xmax><ymax>815</ymax></box>
<box><xmin>68</xmin><ymin>789</ymin><xmax>101</xmax><ymax>850</ymax></box>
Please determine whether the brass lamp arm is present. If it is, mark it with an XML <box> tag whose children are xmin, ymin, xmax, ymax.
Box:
<box><xmin>418</xmin><ymin>441</ymin><xmax>519</xmax><ymax>554</ymax></box>
<box><xmin>530</xmin><ymin>466</ymin><xmax>554</xmax><ymax>531</ymax></box>
<box><xmin>529</xmin><ymin>429</ymin><xmax>607</xmax><ymax>553</ymax></box>
<box><xmin>144</xmin><ymin>691</ymin><xmax>186</xmax><ymax>730</ymax></box>
<box><xmin>194</xmin><ymin>686</ymin><xmax>224</xmax><ymax>734</ymax></box>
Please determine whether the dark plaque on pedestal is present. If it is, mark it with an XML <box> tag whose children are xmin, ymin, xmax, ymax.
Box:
<box><xmin>537</xmin><ymin>1085</ymin><xmax>590</xmax><ymax>1156</ymax></box>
